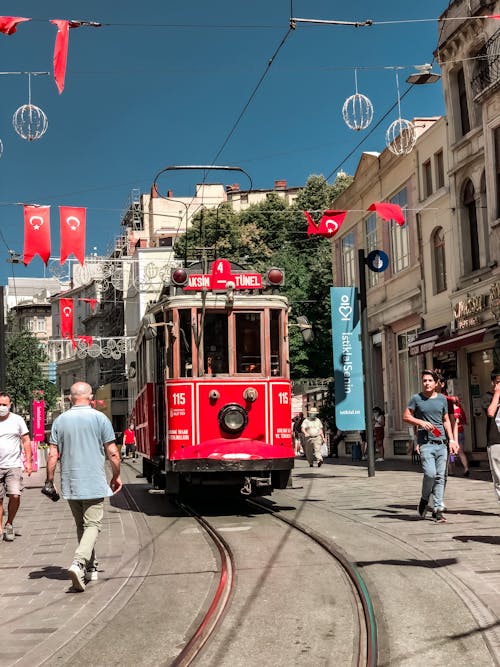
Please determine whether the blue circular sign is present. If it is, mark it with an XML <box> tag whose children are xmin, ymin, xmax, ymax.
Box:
<box><xmin>366</xmin><ymin>250</ymin><xmax>389</xmax><ymax>273</ymax></box>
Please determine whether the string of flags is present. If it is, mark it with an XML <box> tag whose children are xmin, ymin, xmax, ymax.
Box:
<box><xmin>304</xmin><ymin>202</ymin><xmax>404</xmax><ymax>237</ymax></box>
<box><xmin>23</xmin><ymin>205</ymin><xmax>86</xmax><ymax>266</ymax></box>
<box><xmin>0</xmin><ymin>16</ymin><xmax>101</xmax><ymax>93</ymax></box>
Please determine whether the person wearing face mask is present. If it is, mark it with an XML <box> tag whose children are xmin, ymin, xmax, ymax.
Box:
<box><xmin>301</xmin><ymin>407</ymin><xmax>325</xmax><ymax>467</ymax></box>
<box><xmin>0</xmin><ymin>392</ymin><xmax>32</xmax><ymax>542</ymax></box>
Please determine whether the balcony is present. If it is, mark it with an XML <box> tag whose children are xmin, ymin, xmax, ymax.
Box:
<box><xmin>471</xmin><ymin>28</ymin><xmax>500</xmax><ymax>98</ymax></box>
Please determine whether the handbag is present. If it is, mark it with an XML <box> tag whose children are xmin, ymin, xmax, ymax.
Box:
<box><xmin>320</xmin><ymin>441</ymin><xmax>328</xmax><ymax>458</ymax></box>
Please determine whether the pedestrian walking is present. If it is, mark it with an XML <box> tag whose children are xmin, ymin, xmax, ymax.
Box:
<box><xmin>46</xmin><ymin>381</ymin><xmax>122</xmax><ymax>592</ymax></box>
<box><xmin>301</xmin><ymin>407</ymin><xmax>325</xmax><ymax>467</ymax></box>
<box><xmin>403</xmin><ymin>370</ymin><xmax>458</xmax><ymax>523</ymax></box>
<box><xmin>486</xmin><ymin>371</ymin><xmax>500</xmax><ymax>508</ymax></box>
<box><xmin>0</xmin><ymin>392</ymin><xmax>32</xmax><ymax>542</ymax></box>
<box><xmin>451</xmin><ymin>397</ymin><xmax>469</xmax><ymax>476</ymax></box>
<box><xmin>122</xmin><ymin>423</ymin><xmax>137</xmax><ymax>461</ymax></box>
<box><xmin>292</xmin><ymin>415</ymin><xmax>304</xmax><ymax>457</ymax></box>
<box><xmin>373</xmin><ymin>407</ymin><xmax>385</xmax><ymax>462</ymax></box>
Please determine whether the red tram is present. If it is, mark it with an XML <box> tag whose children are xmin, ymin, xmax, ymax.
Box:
<box><xmin>133</xmin><ymin>258</ymin><xmax>294</xmax><ymax>496</ymax></box>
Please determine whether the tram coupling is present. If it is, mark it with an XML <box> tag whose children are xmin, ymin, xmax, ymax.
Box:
<box><xmin>240</xmin><ymin>475</ymin><xmax>273</xmax><ymax>496</ymax></box>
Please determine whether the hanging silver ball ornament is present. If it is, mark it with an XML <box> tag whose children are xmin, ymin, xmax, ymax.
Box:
<box><xmin>12</xmin><ymin>104</ymin><xmax>48</xmax><ymax>141</ymax></box>
<box><xmin>342</xmin><ymin>93</ymin><xmax>374</xmax><ymax>131</ymax></box>
<box><xmin>0</xmin><ymin>139</ymin><xmax>3</xmax><ymax>158</ymax></box>
<box><xmin>385</xmin><ymin>118</ymin><xmax>416</xmax><ymax>156</ymax></box>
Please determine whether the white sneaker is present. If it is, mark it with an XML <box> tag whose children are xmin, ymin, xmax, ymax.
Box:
<box><xmin>85</xmin><ymin>564</ymin><xmax>98</xmax><ymax>582</ymax></box>
<box><xmin>68</xmin><ymin>561</ymin><xmax>86</xmax><ymax>591</ymax></box>
<box><xmin>376</xmin><ymin>457</ymin><xmax>384</xmax><ymax>462</ymax></box>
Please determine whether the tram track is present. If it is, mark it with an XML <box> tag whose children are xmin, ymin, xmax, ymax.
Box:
<box><xmin>173</xmin><ymin>496</ymin><xmax>378</xmax><ymax>667</ymax></box>
<box><xmin>171</xmin><ymin>501</ymin><xmax>235</xmax><ymax>667</ymax></box>
<box><xmin>247</xmin><ymin>497</ymin><xmax>378</xmax><ymax>667</ymax></box>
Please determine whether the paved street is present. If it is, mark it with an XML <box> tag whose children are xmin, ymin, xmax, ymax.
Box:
<box><xmin>1</xmin><ymin>456</ymin><xmax>499</xmax><ymax>666</ymax></box>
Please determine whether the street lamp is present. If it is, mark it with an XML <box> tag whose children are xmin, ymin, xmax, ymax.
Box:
<box><xmin>406</xmin><ymin>64</ymin><xmax>441</xmax><ymax>85</ymax></box>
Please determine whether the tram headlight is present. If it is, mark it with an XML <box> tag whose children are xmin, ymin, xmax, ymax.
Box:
<box><xmin>218</xmin><ymin>403</ymin><xmax>248</xmax><ymax>434</ymax></box>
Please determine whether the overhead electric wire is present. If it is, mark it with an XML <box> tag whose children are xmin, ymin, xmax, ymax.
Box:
<box><xmin>210</xmin><ymin>26</ymin><xmax>294</xmax><ymax>167</ymax></box>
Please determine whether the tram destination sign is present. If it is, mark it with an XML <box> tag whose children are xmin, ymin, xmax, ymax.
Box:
<box><xmin>184</xmin><ymin>272</ymin><xmax>263</xmax><ymax>291</ymax></box>
<box><xmin>183</xmin><ymin>258</ymin><xmax>263</xmax><ymax>291</ymax></box>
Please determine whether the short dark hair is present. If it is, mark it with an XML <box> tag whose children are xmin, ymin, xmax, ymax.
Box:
<box><xmin>491</xmin><ymin>371</ymin><xmax>500</xmax><ymax>381</ymax></box>
<box><xmin>0</xmin><ymin>391</ymin><xmax>11</xmax><ymax>401</ymax></box>
<box><xmin>422</xmin><ymin>369</ymin><xmax>439</xmax><ymax>382</ymax></box>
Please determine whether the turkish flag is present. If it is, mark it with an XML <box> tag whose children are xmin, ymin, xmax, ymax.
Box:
<box><xmin>60</xmin><ymin>206</ymin><xmax>86</xmax><ymax>265</ymax></box>
<box><xmin>368</xmin><ymin>202</ymin><xmax>405</xmax><ymax>226</ymax></box>
<box><xmin>59</xmin><ymin>298</ymin><xmax>74</xmax><ymax>339</ymax></box>
<box><xmin>304</xmin><ymin>210</ymin><xmax>347</xmax><ymax>237</ymax></box>
<box><xmin>23</xmin><ymin>205</ymin><xmax>51</xmax><ymax>265</ymax></box>
<box><xmin>0</xmin><ymin>16</ymin><xmax>30</xmax><ymax>34</ymax></box>
<box><xmin>71</xmin><ymin>334</ymin><xmax>93</xmax><ymax>349</ymax></box>
<box><xmin>79</xmin><ymin>298</ymin><xmax>97</xmax><ymax>312</ymax></box>
<box><xmin>51</xmin><ymin>20</ymin><xmax>71</xmax><ymax>94</ymax></box>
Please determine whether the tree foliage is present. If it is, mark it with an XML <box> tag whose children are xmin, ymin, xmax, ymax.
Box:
<box><xmin>173</xmin><ymin>172</ymin><xmax>353</xmax><ymax>380</ymax></box>
<box><xmin>5</xmin><ymin>329</ymin><xmax>58</xmax><ymax>416</ymax></box>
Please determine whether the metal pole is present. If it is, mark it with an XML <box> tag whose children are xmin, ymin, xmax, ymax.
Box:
<box><xmin>358</xmin><ymin>249</ymin><xmax>375</xmax><ymax>477</ymax></box>
<box><xmin>0</xmin><ymin>286</ymin><xmax>5</xmax><ymax>388</ymax></box>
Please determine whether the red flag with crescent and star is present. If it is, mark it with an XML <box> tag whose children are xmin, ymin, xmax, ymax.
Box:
<box><xmin>59</xmin><ymin>298</ymin><xmax>74</xmax><ymax>339</ymax></box>
<box><xmin>304</xmin><ymin>210</ymin><xmax>347</xmax><ymax>237</ymax></box>
<box><xmin>23</xmin><ymin>205</ymin><xmax>51</xmax><ymax>265</ymax></box>
<box><xmin>0</xmin><ymin>16</ymin><xmax>30</xmax><ymax>34</ymax></box>
<box><xmin>60</xmin><ymin>206</ymin><xmax>86</xmax><ymax>265</ymax></box>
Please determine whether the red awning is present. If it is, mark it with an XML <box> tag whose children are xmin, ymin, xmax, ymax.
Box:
<box><xmin>433</xmin><ymin>328</ymin><xmax>487</xmax><ymax>353</ymax></box>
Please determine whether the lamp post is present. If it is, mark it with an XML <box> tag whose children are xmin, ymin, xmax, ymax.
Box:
<box><xmin>358</xmin><ymin>248</ymin><xmax>375</xmax><ymax>477</ymax></box>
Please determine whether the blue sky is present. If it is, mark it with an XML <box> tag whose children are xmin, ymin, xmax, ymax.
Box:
<box><xmin>0</xmin><ymin>1</ymin><xmax>447</xmax><ymax>286</ymax></box>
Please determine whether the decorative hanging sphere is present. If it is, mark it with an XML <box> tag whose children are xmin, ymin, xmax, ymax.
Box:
<box><xmin>0</xmin><ymin>139</ymin><xmax>3</xmax><ymax>158</ymax></box>
<box><xmin>385</xmin><ymin>117</ymin><xmax>416</xmax><ymax>156</ymax></box>
<box><xmin>12</xmin><ymin>104</ymin><xmax>48</xmax><ymax>141</ymax></box>
<box><xmin>342</xmin><ymin>93</ymin><xmax>374</xmax><ymax>131</ymax></box>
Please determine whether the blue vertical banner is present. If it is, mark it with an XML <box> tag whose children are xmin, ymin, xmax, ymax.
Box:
<box><xmin>330</xmin><ymin>287</ymin><xmax>366</xmax><ymax>431</ymax></box>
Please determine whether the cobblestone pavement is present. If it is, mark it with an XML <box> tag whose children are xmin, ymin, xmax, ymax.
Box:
<box><xmin>1</xmin><ymin>456</ymin><xmax>499</xmax><ymax>666</ymax></box>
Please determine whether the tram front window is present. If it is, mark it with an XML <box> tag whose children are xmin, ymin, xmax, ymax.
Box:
<box><xmin>203</xmin><ymin>313</ymin><xmax>228</xmax><ymax>375</ymax></box>
<box><xmin>236</xmin><ymin>312</ymin><xmax>261</xmax><ymax>373</ymax></box>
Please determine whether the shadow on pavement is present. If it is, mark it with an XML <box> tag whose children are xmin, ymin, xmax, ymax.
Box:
<box><xmin>453</xmin><ymin>535</ymin><xmax>500</xmax><ymax>545</ymax></box>
<box><xmin>28</xmin><ymin>565</ymin><xmax>68</xmax><ymax>580</ymax></box>
<box><xmin>356</xmin><ymin>557</ymin><xmax>458</xmax><ymax>569</ymax></box>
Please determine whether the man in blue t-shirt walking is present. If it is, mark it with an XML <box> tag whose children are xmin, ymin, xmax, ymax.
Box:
<box><xmin>403</xmin><ymin>369</ymin><xmax>458</xmax><ymax>523</ymax></box>
<box><xmin>46</xmin><ymin>382</ymin><xmax>122</xmax><ymax>591</ymax></box>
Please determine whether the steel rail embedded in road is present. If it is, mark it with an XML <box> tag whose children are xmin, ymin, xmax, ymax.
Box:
<box><xmin>170</xmin><ymin>502</ymin><xmax>235</xmax><ymax>667</ymax></box>
<box><xmin>247</xmin><ymin>498</ymin><xmax>378</xmax><ymax>667</ymax></box>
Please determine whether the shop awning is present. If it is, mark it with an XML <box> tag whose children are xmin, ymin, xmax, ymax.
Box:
<box><xmin>408</xmin><ymin>326</ymin><xmax>448</xmax><ymax>357</ymax></box>
<box><xmin>433</xmin><ymin>327</ymin><xmax>487</xmax><ymax>353</ymax></box>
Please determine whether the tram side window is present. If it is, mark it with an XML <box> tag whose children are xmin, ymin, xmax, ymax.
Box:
<box><xmin>270</xmin><ymin>310</ymin><xmax>281</xmax><ymax>376</ymax></box>
<box><xmin>179</xmin><ymin>310</ymin><xmax>192</xmax><ymax>377</ymax></box>
<box><xmin>236</xmin><ymin>312</ymin><xmax>261</xmax><ymax>373</ymax></box>
<box><xmin>203</xmin><ymin>313</ymin><xmax>229</xmax><ymax>375</ymax></box>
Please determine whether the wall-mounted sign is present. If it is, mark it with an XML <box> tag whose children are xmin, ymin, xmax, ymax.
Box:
<box><xmin>366</xmin><ymin>249</ymin><xmax>389</xmax><ymax>273</ymax></box>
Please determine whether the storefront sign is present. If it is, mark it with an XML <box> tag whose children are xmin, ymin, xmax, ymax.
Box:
<box><xmin>330</xmin><ymin>287</ymin><xmax>365</xmax><ymax>431</ymax></box>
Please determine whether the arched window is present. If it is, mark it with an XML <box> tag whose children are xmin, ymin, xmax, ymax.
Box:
<box><xmin>463</xmin><ymin>180</ymin><xmax>480</xmax><ymax>271</ymax></box>
<box><xmin>432</xmin><ymin>227</ymin><xmax>447</xmax><ymax>294</ymax></box>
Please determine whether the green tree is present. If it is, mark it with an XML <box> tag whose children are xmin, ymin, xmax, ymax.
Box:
<box><xmin>172</xmin><ymin>172</ymin><xmax>353</xmax><ymax>381</ymax></box>
<box><xmin>5</xmin><ymin>329</ymin><xmax>58</xmax><ymax>416</ymax></box>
